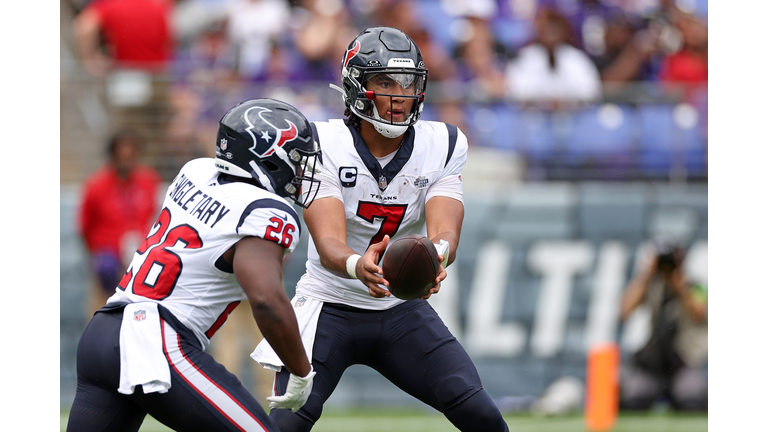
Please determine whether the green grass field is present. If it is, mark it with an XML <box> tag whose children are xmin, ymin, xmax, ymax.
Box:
<box><xmin>59</xmin><ymin>409</ymin><xmax>707</xmax><ymax>431</ymax></box>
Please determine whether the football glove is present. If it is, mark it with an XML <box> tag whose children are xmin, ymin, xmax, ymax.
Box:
<box><xmin>267</xmin><ymin>368</ymin><xmax>316</xmax><ymax>413</ymax></box>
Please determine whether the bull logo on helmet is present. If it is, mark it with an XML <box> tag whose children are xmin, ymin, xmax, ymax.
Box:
<box><xmin>243</xmin><ymin>106</ymin><xmax>299</xmax><ymax>158</ymax></box>
<box><xmin>343</xmin><ymin>40</ymin><xmax>361</xmax><ymax>69</ymax></box>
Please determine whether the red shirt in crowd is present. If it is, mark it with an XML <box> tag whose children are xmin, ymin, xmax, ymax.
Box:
<box><xmin>79</xmin><ymin>165</ymin><xmax>162</xmax><ymax>258</ymax></box>
<box><xmin>659</xmin><ymin>50</ymin><xmax>708</xmax><ymax>84</ymax></box>
<box><xmin>86</xmin><ymin>0</ymin><xmax>173</xmax><ymax>70</ymax></box>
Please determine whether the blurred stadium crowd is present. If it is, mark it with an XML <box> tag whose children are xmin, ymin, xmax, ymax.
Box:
<box><xmin>60</xmin><ymin>0</ymin><xmax>707</xmax><ymax>185</ymax></box>
<box><xmin>59</xmin><ymin>0</ymin><xmax>709</xmax><ymax>413</ymax></box>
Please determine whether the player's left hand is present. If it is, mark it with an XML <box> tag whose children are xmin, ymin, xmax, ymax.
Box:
<box><xmin>267</xmin><ymin>368</ymin><xmax>316</xmax><ymax>413</ymax></box>
<box><xmin>420</xmin><ymin>259</ymin><xmax>447</xmax><ymax>300</ymax></box>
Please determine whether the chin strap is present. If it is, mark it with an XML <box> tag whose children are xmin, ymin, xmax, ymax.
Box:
<box><xmin>367</xmin><ymin>107</ymin><xmax>409</xmax><ymax>138</ymax></box>
<box><xmin>249</xmin><ymin>161</ymin><xmax>275</xmax><ymax>194</ymax></box>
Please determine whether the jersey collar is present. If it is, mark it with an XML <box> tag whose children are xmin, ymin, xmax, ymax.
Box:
<box><xmin>347</xmin><ymin>123</ymin><xmax>415</xmax><ymax>191</ymax></box>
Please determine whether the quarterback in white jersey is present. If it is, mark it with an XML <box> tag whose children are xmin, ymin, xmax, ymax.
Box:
<box><xmin>263</xmin><ymin>27</ymin><xmax>509</xmax><ymax>432</ymax></box>
<box><xmin>67</xmin><ymin>99</ymin><xmax>320</xmax><ymax>432</ymax></box>
<box><xmin>299</xmin><ymin>118</ymin><xmax>466</xmax><ymax>309</ymax></box>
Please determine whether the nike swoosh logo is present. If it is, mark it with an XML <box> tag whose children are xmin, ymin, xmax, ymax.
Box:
<box><xmin>270</xmin><ymin>211</ymin><xmax>288</xmax><ymax>221</ymax></box>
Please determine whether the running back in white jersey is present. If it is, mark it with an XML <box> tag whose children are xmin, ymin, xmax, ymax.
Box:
<box><xmin>108</xmin><ymin>158</ymin><xmax>302</xmax><ymax>349</ymax></box>
<box><xmin>297</xmin><ymin>119</ymin><xmax>468</xmax><ymax>310</ymax></box>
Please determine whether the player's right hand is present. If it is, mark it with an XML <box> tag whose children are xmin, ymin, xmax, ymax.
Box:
<box><xmin>420</xmin><ymin>262</ymin><xmax>447</xmax><ymax>300</ymax></box>
<box><xmin>267</xmin><ymin>368</ymin><xmax>316</xmax><ymax>413</ymax></box>
<box><xmin>359</xmin><ymin>235</ymin><xmax>391</xmax><ymax>298</ymax></box>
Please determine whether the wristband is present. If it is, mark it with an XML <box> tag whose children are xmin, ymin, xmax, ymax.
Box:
<box><xmin>346</xmin><ymin>254</ymin><xmax>361</xmax><ymax>279</ymax></box>
<box><xmin>434</xmin><ymin>240</ymin><xmax>450</xmax><ymax>267</ymax></box>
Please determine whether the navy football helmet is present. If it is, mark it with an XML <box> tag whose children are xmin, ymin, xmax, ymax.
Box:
<box><xmin>214</xmin><ymin>98</ymin><xmax>321</xmax><ymax>208</ymax></box>
<box><xmin>334</xmin><ymin>26</ymin><xmax>428</xmax><ymax>138</ymax></box>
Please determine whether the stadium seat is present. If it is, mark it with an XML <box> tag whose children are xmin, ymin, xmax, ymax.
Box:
<box><xmin>636</xmin><ymin>104</ymin><xmax>708</xmax><ymax>178</ymax></box>
<box><xmin>465</xmin><ymin>104</ymin><xmax>523</xmax><ymax>152</ymax></box>
<box><xmin>562</xmin><ymin>104</ymin><xmax>636</xmax><ymax>178</ymax></box>
<box><xmin>516</xmin><ymin>108</ymin><xmax>557</xmax><ymax>162</ymax></box>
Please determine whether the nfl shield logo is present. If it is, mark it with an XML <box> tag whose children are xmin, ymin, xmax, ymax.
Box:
<box><xmin>378</xmin><ymin>175</ymin><xmax>388</xmax><ymax>189</ymax></box>
<box><xmin>295</xmin><ymin>296</ymin><xmax>307</xmax><ymax>307</ymax></box>
<box><xmin>134</xmin><ymin>310</ymin><xmax>146</xmax><ymax>321</ymax></box>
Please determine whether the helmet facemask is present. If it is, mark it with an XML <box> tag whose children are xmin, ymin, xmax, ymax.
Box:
<box><xmin>284</xmin><ymin>147</ymin><xmax>321</xmax><ymax>209</ymax></box>
<box><xmin>345</xmin><ymin>68</ymin><xmax>427</xmax><ymax>138</ymax></box>
<box><xmin>244</xmin><ymin>146</ymin><xmax>321</xmax><ymax>209</ymax></box>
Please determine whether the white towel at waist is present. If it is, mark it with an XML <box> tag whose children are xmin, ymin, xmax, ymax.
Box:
<box><xmin>118</xmin><ymin>302</ymin><xmax>172</xmax><ymax>395</ymax></box>
<box><xmin>251</xmin><ymin>295</ymin><xmax>322</xmax><ymax>372</ymax></box>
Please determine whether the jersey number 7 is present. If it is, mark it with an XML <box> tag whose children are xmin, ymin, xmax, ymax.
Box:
<box><xmin>356</xmin><ymin>202</ymin><xmax>408</xmax><ymax>249</ymax></box>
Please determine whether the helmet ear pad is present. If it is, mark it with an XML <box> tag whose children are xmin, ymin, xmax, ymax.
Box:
<box><xmin>258</xmin><ymin>158</ymin><xmax>292</xmax><ymax>194</ymax></box>
<box><xmin>351</xmin><ymin>97</ymin><xmax>375</xmax><ymax>118</ymax></box>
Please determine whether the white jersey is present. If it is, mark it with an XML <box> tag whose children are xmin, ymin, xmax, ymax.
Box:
<box><xmin>108</xmin><ymin>158</ymin><xmax>302</xmax><ymax>350</ymax></box>
<box><xmin>297</xmin><ymin>119</ymin><xmax>467</xmax><ymax>310</ymax></box>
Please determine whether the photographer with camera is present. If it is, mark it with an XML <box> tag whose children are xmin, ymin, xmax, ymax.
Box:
<box><xmin>618</xmin><ymin>239</ymin><xmax>708</xmax><ymax>411</ymax></box>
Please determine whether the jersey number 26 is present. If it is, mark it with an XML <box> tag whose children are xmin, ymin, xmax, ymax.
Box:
<box><xmin>118</xmin><ymin>207</ymin><xmax>203</xmax><ymax>300</ymax></box>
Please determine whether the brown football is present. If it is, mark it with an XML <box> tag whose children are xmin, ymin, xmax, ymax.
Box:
<box><xmin>381</xmin><ymin>234</ymin><xmax>440</xmax><ymax>300</ymax></box>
